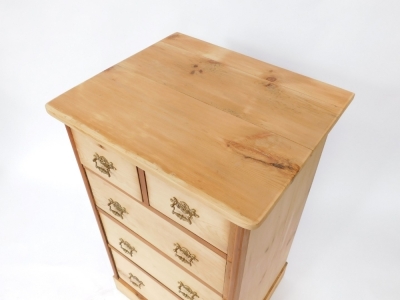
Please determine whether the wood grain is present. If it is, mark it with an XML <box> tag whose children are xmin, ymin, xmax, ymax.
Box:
<box><xmin>223</xmin><ymin>225</ymin><xmax>250</xmax><ymax>300</ymax></box>
<box><xmin>114</xmin><ymin>276</ymin><xmax>147</xmax><ymax>300</ymax></box>
<box><xmin>87</xmin><ymin>166</ymin><xmax>226</xmax><ymax>256</ymax></box>
<box><xmin>87</xmin><ymin>171</ymin><xmax>227</xmax><ymax>290</ymax></box>
<box><xmin>162</xmin><ymin>33</ymin><xmax>354</xmax><ymax>117</ymax></box>
<box><xmin>72</xmin><ymin>128</ymin><xmax>142</xmax><ymax>202</ymax></box>
<box><xmin>263</xmin><ymin>263</ymin><xmax>287</xmax><ymax>300</ymax></box>
<box><xmin>65</xmin><ymin>126</ymin><xmax>119</xmax><ymax>278</ymax></box>
<box><xmin>146</xmin><ymin>171</ymin><xmax>230</xmax><ymax>252</ymax></box>
<box><xmin>238</xmin><ymin>136</ymin><xmax>326</xmax><ymax>300</ymax></box>
<box><xmin>120</xmin><ymin>40</ymin><xmax>338</xmax><ymax>150</ymax></box>
<box><xmin>112</xmin><ymin>248</ymin><xmax>180</xmax><ymax>300</ymax></box>
<box><xmin>146</xmin><ymin>204</ymin><xmax>227</xmax><ymax>259</ymax></box>
<box><xmin>100</xmin><ymin>210</ymin><xmax>225</xmax><ymax>294</ymax></box>
<box><xmin>46</xmin><ymin>32</ymin><xmax>353</xmax><ymax>229</ymax></box>
<box><xmin>46</xmin><ymin>71</ymin><xmax>310</xmax><ymax>229</ymax></box>
<box><xmin>46</xmin><ymin>33</ymin><xmax>355</xmax><ymax>300</ymax></box>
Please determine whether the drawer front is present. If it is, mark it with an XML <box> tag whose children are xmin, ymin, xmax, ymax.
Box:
<box><xmin>146</xmin><ymin>172</ymin><xmax>230</xmax><ymax>252</ymax></box>
<box><xmin>104</xmin><ymin>213</ymin><xmax>223</xmax><ymax>299</ymax></box>
<box><xmin>88</xmin><ymin>171</ymin><xmax>226</xmax><ymax>293</ymax></box>
<box><xmin>114</xmin><ymin>277</ymin><xmax>147</xmax><ymax>300</ymax></box>
<box><xmin>112</xmin><ymin>248</ymin><xmax>179</xmax><ymax>300</ymax></box>
<box><xmin>72</xmin><ymin>129</ymin><xmax>142</xmax><ymax>201</ymax></box>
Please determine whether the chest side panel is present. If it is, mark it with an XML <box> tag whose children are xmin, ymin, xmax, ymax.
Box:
<box><xmin>238</xmin><ymin>136</ymin><xmax>326</xmax><ymax>300</ymax></box>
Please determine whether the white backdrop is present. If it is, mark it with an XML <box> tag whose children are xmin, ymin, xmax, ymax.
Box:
<box><xmin>1</xmin><ymin>1</ymin><xmax>400</xmax><ymax>299</ymax></box>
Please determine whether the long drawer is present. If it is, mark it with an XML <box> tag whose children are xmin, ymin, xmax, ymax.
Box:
<box><xmin>146</xmin><ymin>171</ymin><xmax>230</xmax><ymax>252</ymax></box>
<box><xmin>87</xmin><ymin>171</ymin><xmax>226</xmax><ymax>293</ymax></box>
<box><xmin>73</xmin><ymin>128</ymin><xmax>142</xmax><ymax>201</ymax></box>
<box><xmin>112</xmin><ymin>248</ymin><xmax>179</xmax><ymax>300</ymax></box>
<box><xmin>103</xmin><ymin>213</ymin><xmax>222</xmax><ymax>299</ymax></box>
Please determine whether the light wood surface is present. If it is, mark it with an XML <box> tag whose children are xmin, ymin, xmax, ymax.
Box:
<box><xmin>263</xmin><ymin>263</ymin><xmax>287</xmax><ymax>300</ymax></box>
<box><xmin>112</xmin><ymin>247</ymin><xmax>221</xmax><ymax>300</ymax></box>
<box><xmin>161</xmin><ymin>33</ymin><xmax>353</xmax><ymax>116</ymax></box>
<box><xmin>238</xmin><ymin>137</ymin><xmax>326</xmax><ymax>300</ymax></box>
<box><xmin>87</xmin><ymin>171</ymin><xmax>227</xmax><ymax>289</ymax></box>
<box><xmin>46</xmin><ymin>33</ymin><xmax>353</xmax><ymax>229</ymax></box>
<box><xmin>122</xmin><ymin>38</ymin><xmax>344</xmax><ymax>150</ymax></box>
<box><xmin>222</xmin><ymin>225</ymin><xmax>250</xmax><ymax>300</ymax></box>
<box><xmin>112</xmin><ymin>249</ymin><xmax>180</xmax><ymax>300</ymax></box>
<box><xmin>146</xmin><ymin>171</ymin><xmax>230</xmax><ymax>252</ymax></box>
<box><xmin>47</xmin><ymin>72</ymin><xmax>309</xmax><ymax>229</ymax></box>
<box><xmin>114</xmin><ymin>277</ymin><xmax>147</xmax><ymax>300</ymax></box>
<box><xmin>46</xmin><ymin>33</ymin><xmax>355</xmax><ymax>300</ymax></box>
<box><xmin>72</xmin><ymin>128</ymin><xmax>142</xmax><ymax>201</ymax></box>
<box><xmin>87</xmin><ymin>166</ymin><xmax>226</xmax><ymax>257</ymax></box>
<box><xmin>100</xmin><ymin>210</ymin><xmax>225</xmax><ymax>294</ymax></box>
<box><xmin>66</xmin><ymin>126</ymin><xmax>119</xmax><ymax>278</ymax></box>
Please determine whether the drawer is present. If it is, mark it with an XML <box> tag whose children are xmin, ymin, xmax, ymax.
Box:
<box><xmin>87</xmin><ymin>171</ymin><xmax>226</xmax><ymax>293</ymax></box>
<box><xmin>103</xmin><ymin>213</ymin><xmax>223</xmax><ymax>299</ymax></box>
<box><xmin>146</xmin><ymin>172</ymin><xmax>230</xmax><ymax>252</ymax></box>
<box><xmin>114</xmin><ymin>277</ymin><xmax>147</xmax><ymax>300</ymax></box>
<box><xmin>72</xmin><ymin>128</ymin><xmax>142</xmax><ymax>201</ymax></box>
<box><xmin>112</xmin><ymin>248</ymin><xmax>179</xmax><ymax>300</ymax></box>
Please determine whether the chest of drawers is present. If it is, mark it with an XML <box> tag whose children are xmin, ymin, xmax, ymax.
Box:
<box><xmin>46</xmin><ymin>33</ymin><xmax>353</xmax><ymax>300</ymax></box>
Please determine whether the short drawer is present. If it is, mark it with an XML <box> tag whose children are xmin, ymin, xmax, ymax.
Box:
<box><xmin>146</xmin><ymin>172</ymin><xmax>230</xmax><ymax>252</ymax></box>
<box><xmin>104</xmin><ymin>213</ymin><xmax>223</xmax><ymax>300</ymax></box>
<box><xmin>112</xmin><ymin>248</ymin><xmax>179</xmax><ymax>300</ymax></box>
<box><xmin>87</xmin><ymin>171</ymin><xmax>226</xmax><ymax>293</ymax></box>
<box><xmin>72</xmin><ymin>128</ymin><xmax>142</xmax><ymax>201</ymax></box>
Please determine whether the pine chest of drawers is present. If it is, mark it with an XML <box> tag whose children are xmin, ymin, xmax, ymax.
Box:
<box><xmin>46</xmin><ymin>33</ymin><xmax>354</xmax><ymax>300</ymax></box>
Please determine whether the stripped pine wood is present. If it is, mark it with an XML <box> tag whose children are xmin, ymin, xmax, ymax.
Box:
<box><xmin>46</xmin><ymin>33</ymin><xmax>352</xmax><ymax>229</ymax></box>
<box><xmin>222</xmin><ymin>225</ymin><xmax>250</xmax><ymax>300</ymax></box>
<box><xmin>100</xmin><ymin>210</ymin><xmax>225</xmax><ymax>294</ymax></box>
<box><xmin>72</xmin><ymin>128</ymin><xmax>142</xmax><ymax>202</ymax></box>
<box><xmin>238</xmin><ymin>137</ymin><xmax>326</xmax><ymax>300</ymax></box>
<box><xmin>112</xmin><ymin>249</ymin><xmax>180</xmax><ymax>300</ymax></box>
<box><xmin>263</xmin><ymin>263</ymin><xmax>287</xmax><ymax>300</ymax></box>
<box><xmin>46</xmin><ymin>71</ymin><xmax>311</xmax><ymax>229</ymax></box>
<box><xmin>146</xmin><ymin>171</ymin><xmax>230</xmax><ymax>252</ymax></box>
<box><xmin>161</xmin><ymin>33</ymin><xmax>354</xmax><ymax>116</ymax></box>
<box><xmin>65</xmin><ymin>126</ymin><xmax>119</xmax><ymax>279</ymax></box>
<box><xmin>46</xmin><ymin>33</ymin><xmax>354</xmax><ymax>300</ymax></box>
<box><xmin>87</xmin><ymin>171</ymin><xmax>227</xmax><ymax>289</ymax></box>
<box><xmin>113</xmin><ymin>277</ymin><xmax>147</xmax><ymax>300</ymax></box>
<box><xmin>119</xmin><ymin>41</ymin><xmax>337</xmax><ymax>150</ymax></box>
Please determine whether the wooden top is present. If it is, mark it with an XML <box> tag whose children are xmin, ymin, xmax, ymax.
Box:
<box><xmin>46</xmin><ymin>33</ymin><xmax>354</xmax><ymax>229</ymax></box>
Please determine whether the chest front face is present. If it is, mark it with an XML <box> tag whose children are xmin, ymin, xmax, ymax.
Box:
<box><xmin>46</xmin><ymin>32</ymin><xmax>353</xmax><ymax>300</ymax></box>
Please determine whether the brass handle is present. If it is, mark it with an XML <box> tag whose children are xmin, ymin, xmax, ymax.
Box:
<box><xmin>173</xmin><ymin>243</ymin><xmax>198</xmax><ymax>266</ymax></box>
<box><xmin>108</xmin><ymin>198</ymin><xmax>128</xmax><ymax>219</ymax></box>
<box><xmin>129</xmin><ymin>273</ymin><xmax>144</xmax><ymax>289</ymax></box>
<box><xmin>178</xmin><ymin>281</ymin><xmax>199</xmax><ymax>300</ymax></box>
<box><xmin>170</xmin><ymin>197</ymin><xmax>199</xmax><ymax>225</ymax></box>
<box><xmin>93</xmin><ymin>153</ymin><xmax>116</xmax><ymax>177</ymax></box>
<box><xmin>120</xmin><ymin>238</ymin><xmax>137</xmax><ymax>256</ymax></box>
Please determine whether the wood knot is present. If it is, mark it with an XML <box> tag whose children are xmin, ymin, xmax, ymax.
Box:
<box><xmin>226</xmin><ymin>140</ymin><xmax>300</xmax><ymax>175</ymax></box>
<box><xmin>190</xmin><ymin>64</ymin><xmax>203</xmax><ymax>75</ymax></box>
